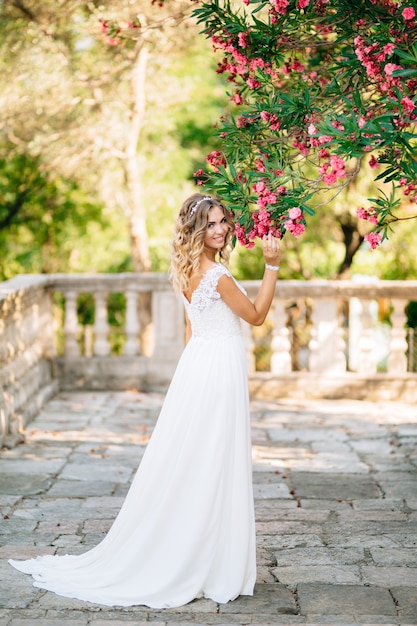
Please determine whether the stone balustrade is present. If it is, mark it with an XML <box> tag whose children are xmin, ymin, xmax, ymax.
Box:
<box><xmin>1</xmin><ymin>273</ymin><xmax>417</xmax><ymax>447</ymax></box>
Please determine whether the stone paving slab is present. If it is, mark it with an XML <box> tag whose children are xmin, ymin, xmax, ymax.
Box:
<box><xmin>297</xmin><ymin>583</ymin><xmax>397</xmax><ymax>616</ymax></box>
<box><xmin>0</xmin><ymin>392</ymin><xmax>417</xmax><ymax>625</ymax></box>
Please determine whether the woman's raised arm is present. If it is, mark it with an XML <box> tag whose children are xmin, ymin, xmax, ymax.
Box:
<box><xmin>217</xmin><ymin>233</ymin><xmax>281</xmax><ymax>326</ymax></box>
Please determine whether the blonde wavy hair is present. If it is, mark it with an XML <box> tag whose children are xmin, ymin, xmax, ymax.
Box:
<box><xmin>170</xmin><ymin>193</ymin><xmax>235</xmax><ymax>294</ymax></box>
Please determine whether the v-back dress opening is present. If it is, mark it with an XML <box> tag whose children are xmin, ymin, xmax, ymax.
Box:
<box><xmin>9</xmin><ymin>263</ymin><xmax>256</xmax><ymax>608</ymax></box>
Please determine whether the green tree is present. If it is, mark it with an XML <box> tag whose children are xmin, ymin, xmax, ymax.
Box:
<box><xmin>0</xmin><ymin>151</ymin><xmax>105</xmax><ymax>279</ymax></box>
<box><xmin>0</xmin><ymin>0</ymin><xmax>228</xmax><ymax>278</ymax></box>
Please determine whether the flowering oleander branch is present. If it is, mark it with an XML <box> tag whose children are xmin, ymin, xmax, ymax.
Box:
<box><xmin>191</xmin><ymin>0</ymin><xmax>417</xmax><ymax>248</ymax></box>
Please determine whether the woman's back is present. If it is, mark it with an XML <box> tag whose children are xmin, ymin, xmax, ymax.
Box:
<box><xmin>182</xmin><ymin>264</ymin><xmax>243</xmax><ymax>340</ymax></box>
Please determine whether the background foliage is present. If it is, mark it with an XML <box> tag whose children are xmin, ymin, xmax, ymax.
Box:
<box><xmin>0</xmin><ymin>0</ymin><xmax>416</xmax><ymax>283</ymax></box>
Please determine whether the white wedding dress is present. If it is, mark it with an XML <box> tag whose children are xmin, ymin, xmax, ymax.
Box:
<box><xmin>9</xmin><ymin>263</ymin><xmax>256</xmax><ymax>608</ymax></box>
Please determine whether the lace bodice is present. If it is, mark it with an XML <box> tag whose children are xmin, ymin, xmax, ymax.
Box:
<box><xmin>182</xmin><ymin>264</ymin><xmax>243</xmax><ymax>340</ymax></box>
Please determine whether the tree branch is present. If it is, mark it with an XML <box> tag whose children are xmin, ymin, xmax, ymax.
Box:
<box><xmin>0</xmin><ymin>191</ymin><xmax>29</xmax><ymax>230</ymax></box>
<box><xmin>10</xmin><ymin>0</ymin><xmax>36</xmax><ymax>21</ymax></box>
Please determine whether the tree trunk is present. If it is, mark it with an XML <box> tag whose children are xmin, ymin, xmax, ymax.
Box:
<box><xmin>126</xmin><ymin>41</ymin><xmax>151</xmax><ymax>273</ymax></box>
<box><xmin>126</xmin><ymin>43</ymin><xmax>151</xmax><ymax>272</ymax></box>
<box><xmin>336</xmin><ymin>217</ymin><xmax>364</xmax><ymax>278</ymax></box>
<box><xmin>124</xmin><ymin>40</ymin><xmax>153</xmax><ymax>355</ymax></box>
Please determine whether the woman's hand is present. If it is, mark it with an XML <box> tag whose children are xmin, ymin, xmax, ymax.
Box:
<box><xmin>262</xmin><ymin>233</ymin><xmax>281</xmax><ymax>267</ymax></box>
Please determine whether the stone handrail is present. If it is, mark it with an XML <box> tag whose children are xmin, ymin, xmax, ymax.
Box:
<box><xmin>1</xmin><ymin>273</ymin><xmax>417</xmax><ymax>447</ymax></box>
<box><xmin>244</xmin><ymin>279</ymin><xmax>415</xmax><ymax>374</ymax></box>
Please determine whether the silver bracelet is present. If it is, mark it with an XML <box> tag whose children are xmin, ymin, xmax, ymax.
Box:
<box><xmin>265</xmin><ymin>263</ymin><xmax>280</xmax><ymax>271</ymax></box>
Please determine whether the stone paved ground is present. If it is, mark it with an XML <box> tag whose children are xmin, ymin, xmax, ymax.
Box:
<box><xmin>0</xmin><ymin>391</ymin><xmax>416</xmax><ymax>626</ymax></box>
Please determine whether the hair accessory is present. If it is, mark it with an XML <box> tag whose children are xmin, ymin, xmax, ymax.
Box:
<box><xmin>190</xmin><ymin>196</ymin><xmax>212</xmax><ymax>217</ymax></box>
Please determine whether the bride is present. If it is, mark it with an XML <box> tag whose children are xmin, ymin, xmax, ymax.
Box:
<box><xmin>9</xmin><ymin>192</ymin><xmax>281</xmax><ymax>608</ymax></box>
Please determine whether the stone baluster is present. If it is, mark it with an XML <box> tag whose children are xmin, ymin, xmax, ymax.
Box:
<box><xmin>241</xmin><ymin>321</ymin><xmax>256</xmax><ymax>374</ymax></box>
<box><xmin>270</xmin><ymin>299</ymin><xmax>292</xmax><ymax>374</ymax></box>
<box><xmin>148</xmin><ymin>289</ymin><xmax>185</xmax><ymax>385</ymax></box>
<box><xmin>40</xmin><ymin>291</ymin><xmax>56</xmax><ymax>359</ymax></box>
<box><xmin>407</xmin><ymin>327</ymin><xmax>415</xmax><ymax>372</ymax></box>
<box><xmin>336</xmin><ymin>324</ymin><xmax>348</xmax><ymax>373</ymax></box>
<box><xmin>124</xmin><ymin>289</ymin><xmax>140</xmax><ymax>356</ymax></box>
<box><xmin>308</xmin><ymin>298</ymin><xmax>345</xmax><ymax>373</ymax></box>
<box><xmin>84</xmin><ymin>326</ymin><xmax>93</xmax><ymax>357</ymax></box>
<box><xmin>0</xmin><ymin>318</ymin><xmax>5</xmax><ymax>365</ymax></box>
<box><xmin>308</xmin><ymin>298</ymin><xmax>346</xmax><ymax>374</ymax></box>
<box><xmin>357</xmin><ymin>299</ymin><xmax>377</xmax><ymax>374</ymax></box>
<box><xmin>93</xmin><ymin>291</ymin><xmax>110</xmax><ymax>356</ymax></box>
<box><xmin>63</xmin><ymin>290</ymin><xmax>80</xmax><ymax>358</ymax></box>
<box><xmin>387</xmin><ymin>299</ymin><xmax>408</xmax><ymax>372</ymax></box>
<box><xmin>308</xmin><ymin>321</ymin><xmax>319</xmax><ymax>373</ymax></box>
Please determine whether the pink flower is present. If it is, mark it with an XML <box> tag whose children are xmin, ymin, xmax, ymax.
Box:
<box><xmin>235</xmin><ymin>224</ymin><xmax>245</xmax><ymax>239</ymax></box>
<box><xmin>358</xmin><ymin>116</ymin><xmax>366</xmax><ymax>128</ymax></box>
<box><xmin>256</xmin><ymin>222</ymin><xmax>269</xmax><ymax>235</ymax></box>
<box><xmin>291</xmin><ymin>222</ymin><xmax>306</xmax><ymax>236</ymax></box>
<box><xmin>265</xmin><ymin>192</ymin><xmax>277</xmax><ymax>205</ymax></box>
<box><xmin>268</xmin><ymin>114</ymin><xmax>281</xmax><ymax>131</ymax></box>
<box><xmin>253</xmin><ymin>179</ymin><xmax>278</xmax><ymax>209</ymax></box>
<box><xmin>297</xmin><ymin>0</ymin><xmax>310</xmax><ymax>7</ymax></box>
<box><xmin>322</xmin><ymin>172</ymin><xmax>337</xmax><ymax>185</ymax></box>
<box><xmin>231</xmin><ymin>93</ymin><xmax>243</xmax><ymax>105</ymax></box>
<box><xmin>292</xmin><ymin>61</ymin><xmax>305</xmax><ymax>72</ymax></box>
<box><xmin>384</xmin><ymin>63</ymin><xmax>402</xmax><ymax>76</ymax></box>
<box><xmin>401</xmin><ymin>97</ymin><xmax>415</xmax><ymax>113</ymax></box>
<box><xmin>369</xmin><ymin>155</ymin><xmax>380</xmax><ymax>169</ymax></box>
<box><xmin>364</xmin><ymin>232</ymin><xmax>382</xmax><ymax>249</ymax></box>
<box><xmin>284</xmin><ymin>220</ymin><xmax>305</xmax><ymax>237</ymax></box>
<box><xmin>308</xmin><ymin>123</ymin><xmax>317</xmax><ymax>135</ymax></box>
<box><xmin>330</xmin><ymin>155</ymin><xmax>346</xmax><ymax>174</ymax></box>
<box><xmin>271</xmin><ymin>0</ymin><xmax>289</xmax><ymax>14</ymax></box>
<box><xmin>206</xmin><ymin>150</ymin><xmax>226</xmax><ymax>171</ymax></box>
<box><xmin>253</xmin><ymin>181</ymin><xmax>267</xmax><ymax>193</ymax></box>
<box><xmin>236</xmin><ymin>116</ymin><xmax>249</xmax><ymax>128</ymax></box>
<box><xmin>293</xmin><ymin>139</ymin><xmax>309</xmax><ymax>155</ymax></box>
<box><xmin>384</xmin><ymin>43</ymin><xmax>395</xmax><ymax>55</ymax></box>
<box><xmin>318</xmin><ymin>135</ymin><xmax>333</xmax><ymax>144</ymax></box>
<box><xmin>258</xmin><ymin>209</ymin><xmax>270</xmax><ymax>224</ymax></box>
<box><xmin>364</xmin><ymin>62</ymin><xmax>381</xmax><ymax>79</ymax></box>
<box><xmin>250</xmin><ymin>58</ymin><xmax>266</xmax><ymax>71</ymax></box>
<box><xmin>356</xmin><ymin>207</ymin><xmax>368</xmax><ymax>220</ymax></box>
<box><xmin>238</xmin><ymin>32</ymin><xmax>249</xmax><ymax>48</ymax></box>
<box><xmin>357</xmin><ymin>207</ymin><xmax>379</xmax><ymax>224</ymax></box>
<box><xmin>247</xmin><ymin>77</ymin><xmax>261</xmax><ymax>89</ymax></box>
<box><xmin>402</xmin><ymin>7</ymin><xmax>415</xmax><ymax>20</ymax></box>
<box><xmin>255</xmin><ymin>159</ymin><xmax>266</xmax><ymax>172</ymax></box>
<box><xmin>288</xmin><ymin>207</ymin><xmax>302</xmax><ymax>220</ymax></box>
